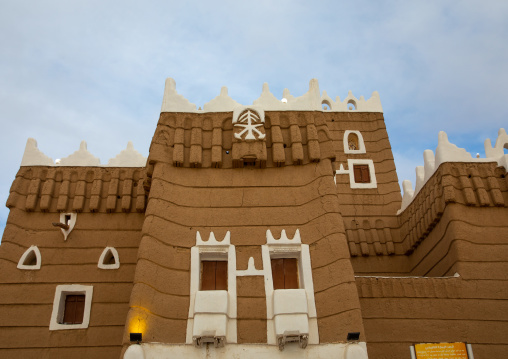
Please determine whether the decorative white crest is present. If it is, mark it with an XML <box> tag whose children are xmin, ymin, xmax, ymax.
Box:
<box><xmin>59</xmin><ymin>141</ymin><xmax>101</xmax><ymax>166</ymax></box>
<box><xmin>233</xmin><ymin>109</ymin><xmax>266</xmax><ymax>140</ymax></box>
<box><xmin>21</xmin><ymin>138</ymin><xmax>54</xmax><ymax>166</ymax></box>
<box><xmin>485</xmin><ymin>128</ymin><xmax>508</xmax><ymax>158</ymax></box>
<box><xmin>266</xmin><ymin>229</ymin><xmax>301</xmax><ymax>245</ymax></box>
<box><xmin>158</xmin><ymin>77</ymin><xmax>383</xmax><ymax>113</ymax></box>
<box><xmin>196</xmin><ymin>231</ymin><xmax>231</xmax><ymax>246</ymax></box>
<box><xmin>107</xmin><ymin>141</ymin><xmax>147</xmax><ymax>167</ymax></box>
<box><xmin>236</xmin><ymin>257</ymin><xmax>264</xmax><ymax>277</ymax></box>
<box><xmin>398</xmin><ymin>128</ymin><xmax>508</xmax><ymax>214</ymax></box>
<box><xmin>161</xmin><ymin>77</ymin><xmax>197</xmax><ymax>112</ymax></box>
<box><xmin>203</xmin><ymin>86</ymin><xmax>240</xmax><ymax>112</ymax></box>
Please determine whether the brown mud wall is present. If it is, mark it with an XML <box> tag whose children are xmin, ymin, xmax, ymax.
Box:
<box><xmin>0</xmin><ymin>167</ymin><xmax>144</xmax><ymax>359</ymax></box>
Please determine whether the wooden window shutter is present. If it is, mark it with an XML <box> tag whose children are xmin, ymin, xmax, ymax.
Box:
<box><xmin>271</xmin><ymin>258</ymin><xmax>285</xmax><ymax>290</ymax></box>
<box><xmin>63</xmin><ymin>295</ymin><xmax>85</xmax><ymax>324</ymax></box>
<box><xmin>353</xmin><ymin>165</ymin><xmax>370</xmax><ymax>183</ymax></box>
<box><xmin>215</xmin><ymin>261</ymin><xmax>228</xmax><ymax>290</ymax></box>
<box><xmin>283</xmin><ymin>258</ymin><xmax>299</xmax><ymax>289</ymax></box>
<box><xmin>201</xmin><ymin>261</ymin><xmax>228</xmax><ymax>290</ymax></box>
<box><xmin>271</xmin><ymin>258</ymin><xmax>299</xmax><ymax>290</ymax></box>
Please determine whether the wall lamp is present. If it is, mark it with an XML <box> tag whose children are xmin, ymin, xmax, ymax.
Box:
<box><xmin>130</xmin><ymin>333</ymin><xmax>142</xmax><ymax>343</ymax></box>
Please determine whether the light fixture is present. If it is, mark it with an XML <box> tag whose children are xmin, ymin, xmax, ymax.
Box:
<box><xmin>347</xmin><ymin>332</ymin><xmax>360</xmax><ymax>341</ymax></box>
<box><xmin>130</xmin><ymin>333</ymin><xmax>142</xmax><ymax>343</ymax></box>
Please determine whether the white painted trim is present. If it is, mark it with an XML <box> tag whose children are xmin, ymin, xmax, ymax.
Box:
<box><xmin>187</xmin><ymin>231</ymin><xmax>237</xmax><ymax>344</ymax></box>
<box><xmin>262</xmin><ymin>229</ymin><xmax>319</xmax><ymax>346</ymax></box>
<box><xmin>466</xmin><ymin>344</ymin><xmax>474</xmax><ymax>359</ymax></box>
<box><xmin>59</xmin><ymin>213</ymin><xmax>77</xmax><ymax>241</ymax></box>
<box><xmin>236</xmin><ymin>257</ymin><xmax>264</xmax><ymax>276</ymax></box>
<box><xmin>98</xmin><ymin>247</ymin><xmax>120</xmax><ymax>269</ymax></box>
<box><xmin>335</xmin><ymin>159</ymin><xmax>377</xmax><ymax>189</ymax></box>
<box><xmin>160</xmin><ymin>77</ymin><xmax>383</xmax><ymax>113</ymax></box>
<box><xmin>409</xmin><ymin>345</ymin><xmax>416</xmax><ymax>359</ymax></box>
<box><xmin>124</xmin><ymin>342</ymin><xmax>370</xmax><ymax>358</ymax></box>
<box><xmin>17</xmin><ymin>245</ymin><xmax>41</xmax><ymax>270</ymax></box>
<box><xmin>343</xmin><ymin>130</ymin><xmax>366</xmax><ymax>154</ymax></box>
<box><xmin>49</xmin><ymin>284</ymin><xmax>93</xmax><ymax>330</ymax></box>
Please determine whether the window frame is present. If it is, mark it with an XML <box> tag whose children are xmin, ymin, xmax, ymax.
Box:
<box><xmin>49</xmin><ymin>285</ymin><xmax>93</xmax><ymax>330</ymax></box>
<box><xmin>17</xmin><ymin>245</ymin><xmax>41</xmax><ymax>270</ymax></box>
<box><xmin>343</xmin><ymin>130</ymin><xmax>366</xmax><ymax>154</ymax></box>
<box><xmin>98</xmin><ymin>247</ymin><xmax>120</xmax><ymax>269</ymax></box>
<box><xmin>347</xmin><ymin>159</ymin><xmax>377</xmax><ymax>189</ymax></box>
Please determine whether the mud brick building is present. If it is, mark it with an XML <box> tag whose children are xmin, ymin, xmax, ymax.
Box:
<box><xmin>0</xmin><ymin>78</ymin><xmax>507</xmax><ymax>358</ymax></box>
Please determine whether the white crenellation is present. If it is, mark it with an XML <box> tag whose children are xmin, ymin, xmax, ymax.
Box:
<box><xmin>160</xmin><ymin>77</ymin><xmax>383</xmax><ymax>113</ymax></box>
<box><xmin>21</xmin><ymin>138</ymin><xmax>54</xmax><ymax>166</ymax></box>
<box><xmin>266</xmin><ymin>229</ymin><xmax>301</xmax><ymax>246</ymax></box>
<box><xmin>485</xmin><ymin>128</ymin><xmax>508</xmax><ymax>158</ymax></box>
<box><xmin>20</xmin><ymin>139</ymin><xmax>146</xmax><ymax>167</ymax></box>
<box><xmin>107</xmin><ymin>142</ymin><xmax>147</xmax><ymax>167</ymax></box>
<box><xmin>203</xmin><ymin>86</ymin><xmax>241</xmax><ymax>112</ymax></box>
<box><xmin>398</xmin><ymin>128</ymin><xmax>508</xmax><ymax>214</ymax></box>
<box><xmin>161</xmin><ymin>77</ymin><xmax>198</xmax><ymax>113</ymax></box>
<box><xmin>59</xmin><ymin>141</ymin><xmax>101</xmax><ymax>166</ymax></box>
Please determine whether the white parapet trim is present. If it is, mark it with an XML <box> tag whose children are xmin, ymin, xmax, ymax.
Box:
<box><xmin>160</xmin><ymin>77</ymin><xmax>383</xmax><ymax>113</ymax></box>
<box><xmin>59</xmin><ymin>141</ymin><xmax>101</xmax><ymax>166</ymax></box>
<box><xmin>123</xmin><ymin>342</ymin><xmax>369</xmax><ymax>359</ymax></box>
<box><xmin>397</xmin><ymin>128</ymin><xmax>508</xmax><ymax>214</ymax></box>
<box><xmin>21</xmin><ymin>138</ymin><xmax>54</xmax><ymax>166</ymax></box>
<box><xmin>107</xmin><ymin>142</ymin><xmax>147</xmax><ymax>167</ymax></box>
<box><xmin>20</xmin><ymin>139</ymin><xmax>146</xmax><ymax>167</ymax></box>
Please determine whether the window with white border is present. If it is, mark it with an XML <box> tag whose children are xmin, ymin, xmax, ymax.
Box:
<box><xmin>98</xmin><ymin>247</ymin><xmax>120</xmax><ymax>269</ymax></box>
<box><xmin>347</xmin><ymin>159</ymin><xmax>377</xmax><ymax>189</ymax></box>
<box><xmin>49</xmin><ymin>284</ymin><xmax>93</xmax><ymax>330</ymax></box>
<box><xmin>186</xmin><ymin>231</ymin><xmax>237</xmax><ymax>346</ymax></box>
<box><xmin>261</xmin><ymin>229</ymin><xmax>319</xmax><ymax>347</ymax></box>
<box><xmin>17</xmin><ymin>245</ymin><xmax>41</xmax><ymax>270</ymax></box>
<box><xmin>343</xmin><ymin>130</ymin><xmax>366</xmax><ymax>154</ymax></box>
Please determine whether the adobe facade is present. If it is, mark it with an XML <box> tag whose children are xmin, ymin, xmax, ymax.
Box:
<box><xmin>0</xmin><ymin>78</ymin><xmax>506</xmax><ymax>359</ymax></box>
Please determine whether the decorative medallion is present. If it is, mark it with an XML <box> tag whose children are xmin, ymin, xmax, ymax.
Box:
<box><xmin>234</xmin><ymin>109</ymin><xmax>266</xmax><ymax>141</ymax></box>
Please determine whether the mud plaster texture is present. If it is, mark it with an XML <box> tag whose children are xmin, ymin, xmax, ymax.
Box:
<box><xmin>0</xmin><ymin>110</ymin><xmax>506</xmax><ymax>359</ymax></box>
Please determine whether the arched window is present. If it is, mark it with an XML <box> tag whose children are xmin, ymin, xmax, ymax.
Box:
<box><xmin>343</xmin><ymin>130</ymin><xmax>366</xmax><ymax>154</ymax></box>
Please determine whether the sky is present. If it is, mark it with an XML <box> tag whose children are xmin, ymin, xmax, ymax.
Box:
<box><xmin>0</xmin><ymin>1</ymin><xmax>507</xmax><ymax>236</ymax></box>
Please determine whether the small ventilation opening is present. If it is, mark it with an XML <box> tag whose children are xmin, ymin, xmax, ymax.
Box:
<box><xmin>243</xmin><ymin>157</ymin><xmax>256</xmax><ymax>167</ymax></box>
<box><xmin>64</xmin><ymin>214</ymin><xmax>71</xmax><ymax>226</ymax></box>
<box><xmin>103</xmin><ymin>250</ymin><xmax>116</xmax><ymax>265</ymax></box>
<box><xmin>23</xmin><ymin>250</ymin><xmax>37</xmax><ymax>266</ymax></box>
<box><xmin>321</xmin><ymin>100</ymin><xmax>331</xmax><ymax>111</ymax></box>
<box><xmin>347</xmin><ymin>100</ymin><xmax>357</xmax><ymax>111</ymax></box>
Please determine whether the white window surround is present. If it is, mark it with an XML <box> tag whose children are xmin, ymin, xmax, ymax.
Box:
<box><xmin>59</xmin><ymin>213</ymin><xmax>77</xmax><ymax>241</ymax></box>
<box><xmin>98</xmin><ymin>247</ymin><xmax>120</xmax><ymax>269</ymax></box>
<box><xmin>186</xmin><ymin>231</ymin><xmax>237</xmax><ymax>345</ymax></box>
<box><xmin>343</xmin><ymin>130</ymin><xmax>366</xmax><ymax>154</ymax></box>
<box><xmin>335</xmin><ymin>159</ymin><xmax>377</xmax><ymax>189</ymax></box>
<box><xmin>49</xmin><ymin>284</ymin><xmax>93</xmax><ymax>330</ymax></box>
<box><xmin>17</xmin><ymin>245</ymin><xmax>41</xmax><ymax>270</ymax></box>
<box><xmin>261</xmin><ymin>229</ymin><xmax>319</xmax><ymax>346</ymax></box>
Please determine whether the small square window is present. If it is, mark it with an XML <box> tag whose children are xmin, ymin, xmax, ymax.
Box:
<box><xmin>201</xmin><ymin>261</ymin><xmax>228</xmax><ymax>291</ymax></box>
<box><xmin>49</xmin><ymin>285</ymin><xmax>93</xmax><ymax>330</ymax></box>
<box><xmin>271</xmin><ymin>258</ymin><xmax>299</xmax><ymax>290</ymax></box>
<box><xmin>353</xmin><ymin>165</ymin><xmax>371</xmax><ymax>183</ymax></box>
